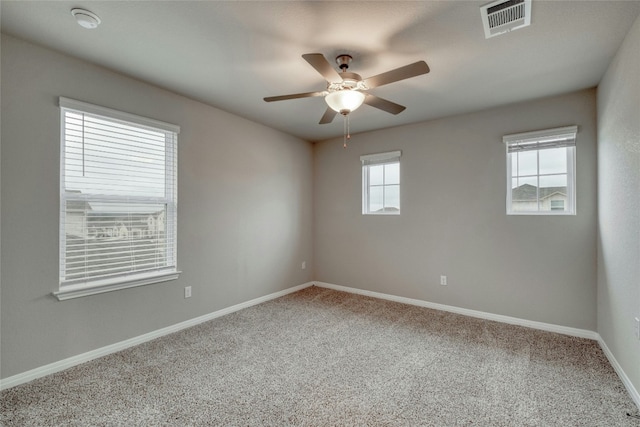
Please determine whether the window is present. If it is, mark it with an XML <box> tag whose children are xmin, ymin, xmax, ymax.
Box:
<box><xmin>361</xmin><ymin>151</ymin><xmax>401</xmax><ymax>215</ymax></box>
<box><xmin>56</xmin><ymin>97</ymin><xmax>180</xmax><ymax>300</ymax></box>
<box><xmin>505</xmin><ymin>126</ymin><xmax>576</xmax><ymax>215</ymax></box>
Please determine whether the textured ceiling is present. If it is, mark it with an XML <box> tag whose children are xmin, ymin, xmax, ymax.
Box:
<box><xmin>2</xmin><ymin>1</ymin><xmax>639</xmax><ymax>141</ymax></box>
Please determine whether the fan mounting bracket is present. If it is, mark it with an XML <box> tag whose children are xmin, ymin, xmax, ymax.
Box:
<box><xmin>336</xmin><ymin>55</ymin><xmax>353</xmax><ymax>71</ymax></box>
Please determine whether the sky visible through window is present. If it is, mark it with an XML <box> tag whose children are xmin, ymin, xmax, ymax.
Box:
<box><xmin>511</xmin><ymin>147</ymin><xmax>567</xmax><ymax>190</ymax></box>
<box><xmin>368</xmin><ymin>162</ymin><xmax>400</xmax><ymax>213</ymax></box>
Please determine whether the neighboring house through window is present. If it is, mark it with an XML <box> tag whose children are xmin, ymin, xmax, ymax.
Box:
<box><xmin>56</xmin><ymin>97</ymin><xmax>180</xmax><ymax>300</ymax></box>
<box><xmin>505</xmin><ymin>126</ymin><xmax>577</xmax><ymax>215</ymax></box>
<box><xmin>361</xmin><ymin>150</ymin><xmax>401</xmax><ymax>215</ymax></box>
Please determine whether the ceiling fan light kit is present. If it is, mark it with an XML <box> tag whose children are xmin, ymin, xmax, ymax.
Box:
<box><xmin>325</xmin><ymin>90</ymin><xmax>365</xmax><ymax>115</ymax></box>
<box><xmin>324</xmin><ymin>55</ymin><xmax>367</xmax><ymax>115</ymax></box>
<box><xmin>264</xmin><ymin>52</ymin><xmax>430</xmax><ymax>147</ymax></box>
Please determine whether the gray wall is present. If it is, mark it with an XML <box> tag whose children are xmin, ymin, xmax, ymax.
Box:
<box><xmin>314</xmin><ymin>90</ymin><xmax>597</xmax><ymax>330</ymax></box>
<box><xmin>0</xmin><ymin>35</ymin><xmax>314</xmax><ymax>379</ymax></box>
<box><xmin>597</xmin><ymin>14</ymin><xmax>640</xmax><ymax>398</ymax></box>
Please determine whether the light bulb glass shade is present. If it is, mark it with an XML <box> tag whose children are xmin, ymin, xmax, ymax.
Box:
<box><xmin>325</xmin><ymin>90</ymin><xmax>365</xmax><ymax>114</ymax></box>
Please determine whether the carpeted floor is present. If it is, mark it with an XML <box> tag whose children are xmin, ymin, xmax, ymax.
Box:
<box><xmin>1</xmin><ymin>286</ymin><xmax>639</xmax><ymax>426</ymax></box>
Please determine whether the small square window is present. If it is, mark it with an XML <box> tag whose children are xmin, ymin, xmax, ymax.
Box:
<box><xmin>361</xmin><ymin>151</ymin><xmax>401</xmax><ymax>215</ymax></box>
<box><xmin>505</xmin><ymin>126</ymin><xmax>577</xmax><ymax>215</ymax></box>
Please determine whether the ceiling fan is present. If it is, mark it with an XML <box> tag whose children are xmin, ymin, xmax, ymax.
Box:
<box><xmin>264</xmin><ymin>53</ymin><xmax>430</xmax><ymax>125</ymax></box>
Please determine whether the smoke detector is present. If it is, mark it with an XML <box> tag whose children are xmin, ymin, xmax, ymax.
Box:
<box><xmin>71</xmin><ymin>8</ymin><xmax>101</xmax><ymax>29</ymax></box>
<box><xmin>480</xmin><ymin>0</ymin><xmax>531</xmax><ymax>39</ymax></box>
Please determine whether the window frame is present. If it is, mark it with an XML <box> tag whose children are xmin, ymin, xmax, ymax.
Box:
<box><xmin>504</xmin><ymin>126</ymin><xmax>577</xmax><ymax>216</ymax></box>
<box><xmin>361</xmin><ymin>150</ymin><xmax>401</xmax><ymax>215</ymax></box>
<box><xmin>55</xmin><ymin>97</ymin><xmax>181</xmax><ymax>300</ymax></box>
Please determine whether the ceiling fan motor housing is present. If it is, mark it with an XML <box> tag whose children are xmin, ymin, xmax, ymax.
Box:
<box><xmin>336</xmin><ymin>54</ymin><xmax>353</xmax><ymax>71</ymax></box>
<box><xmin>327</xmin><ymin>72</ymin><xmax>365</xmax><ymax>92</ymax></box>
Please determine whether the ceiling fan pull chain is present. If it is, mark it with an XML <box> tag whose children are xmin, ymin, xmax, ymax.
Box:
<box><xmin>343</xmin><ymin>114</ymin><xmax>348</xmax><ymax>148</ymax></box>
<box><xmin>343</xmin><ymin>114</ymin><xmax>352</xmax><ymax>148</ymax></box>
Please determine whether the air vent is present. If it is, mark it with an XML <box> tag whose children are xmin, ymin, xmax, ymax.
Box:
<box><xmin>480</xmin><ymin>0</ymin><xmax>531</xmax><ymax>39</ymax></box>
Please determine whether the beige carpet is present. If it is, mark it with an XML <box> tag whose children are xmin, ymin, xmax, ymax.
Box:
<box><xmin>2</xmin><ymin>286</ymin><xmax>639</xmax><ymax>426</ymax></box>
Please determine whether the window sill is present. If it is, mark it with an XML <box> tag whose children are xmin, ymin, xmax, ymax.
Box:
<box><xmin>507</xmin><ymin>211</ymin><xmax>576</xmax><ymax>216</ymax></box>
<box><xmin>53</xmin><ymin>271</ymin><xmax>181</xmax><ymax>301</ymax></box>
<box><xmin>363</xmin><ymin>212</ymin><xmax>401</xmax><ymax>216</ymax></box>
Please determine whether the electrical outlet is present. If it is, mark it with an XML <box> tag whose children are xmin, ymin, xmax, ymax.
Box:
<box><xmin>634</xmin><ymin>317</ymin><xmax>640</xmax><ymax>340</ymax></box>
<box><xmin>302</xmin><ymin>261</ymin><xmax>306</xmax><ymax>270</ymax></box>
<box><xmin>440</xmin><ymin>275</ymin><xmax>447</xmax><ymax>286</ymax></box>
<box><xmin>184</xmin><ymin>286</ymin><xmax>192</xmax><ymax>298</ymax></box>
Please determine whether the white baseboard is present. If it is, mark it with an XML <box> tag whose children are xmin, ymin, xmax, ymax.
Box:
<box><xmin>5</xmin><ymin>280</ymin><xmax>638</xmax><ymax>413</ymax></box>
<box><xmin>0</xmin><ymin>282</ymin><xmax>314</xmax><ymax>391</ymax></box>
<box><xmin>597</xmin><ymin>337</ymin><xmax>640</xmax><ymax>411</ymax></box>
<box><xmin>313</xmin><ymin>281</ymin><xmax>598</xmax><ymax>339</ymax></box>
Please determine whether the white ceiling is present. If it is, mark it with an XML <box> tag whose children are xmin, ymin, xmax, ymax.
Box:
<box><xmin>2</xmin><ymin>1</ymin><xmax>639</xmax><ymax>141</ymax></box>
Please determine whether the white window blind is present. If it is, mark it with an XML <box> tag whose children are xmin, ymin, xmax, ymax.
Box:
<box><xmin>57</xmin><ymin>97</ymin><xmax>180</xmax><ymax>299</ymax></box>
<box><xmin>361</xmin><ymin>151</ymin><xmax>401</xmax><ymax>215</ymax></box>
<box><xmin>360</xmin><ymin>150</ymin><xmax>402</xmax><ymax>166</ymax></box>
<box><xmin>504</xmin><ymin>126</ymin><xmax>577</xmax><ymax>215</ymax></box>
<box><xmin>504</xmin><ymin>126</ymin><xmax>577</xmax><ymax>152</ymax></box>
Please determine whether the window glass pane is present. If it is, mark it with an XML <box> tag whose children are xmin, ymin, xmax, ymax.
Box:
<box><xmin>512</xmin><ymin>176</ymin><xmax>537</xmax><ymax>200</ymax></box>
<box><xmin>510</xmin><ymin>200</ymin><xmax>534</xmax><ymax>212</ymax></box>
<box><xmin>511</xmin><ymin>177</ymin><xmax>519</xmax><ymax>190</ymax></box>
<box><xmin>539</xmin><ymin>174</ymin><xmax>567</xmax><ymax>189</ymax></box>
<box><xmin>385</xmin><ymin>163</ymin><xmax>400</xmax><ymax>185</ymax></box>
<box><xmin>539</xmin><ymin>147</ymin><xmax>567</xmax><ymax>175</ymax></box>
<box><xmin>369</xmin><ymin>186</ymin><xmax>384</xmax><ymax>213</ymax></box>
<box><xmin>64</xmin><ymin>201</ymin><xmax>168</xmax><ymax>282</ymax></box>
<box><xmin>517</xmin><ymin>150</ymin><xmax>537</xmax><ymax>176</ymax></box>
<box><xmin>369</xmin><ymin>165</ymin><xmax>384</xmax><ymax>186</ymax></box>
<box><xmin>538</xmin><ymin>175</ymin><xmax>567</xmax><ymax>212</ymax></box>
<box><xmin>64</xmin><ymin>113</ymin><xmax>166</xmax><ymax>198</ymax></box>
<box><xmin>550</xmin><ymin>200</ymin><xmax>565</xmax><ymax>211</ymax></box>
<box><xmin>511</xmin><ymin>153</ymin><xmax>518</xmax><ymax>178</ymax></box>
<box><xmin>511</xmin><ymin>176</ymin><xmax>538</xmax><ymax>212</ymax></box>
<box><xmin>384</xmin><ymin>185</ymin><xmax>400</xmax><ymax>212</ymax></box>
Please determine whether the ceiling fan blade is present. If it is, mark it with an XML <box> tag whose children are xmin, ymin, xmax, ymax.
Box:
<box><xmin>263</xmin><ymin>91</ymin><xmax>325</xmax><ymax>102</ymax></box>
<box><xmin>364</xmin><ymin>61</ymin><xmax>430</xmax><ymax>89</ymax></box>
<box><xmin>363</xmin><ymin>94</ymin><xmax>406</xmax><ymax>115</ymax></box>
<box><xmin>319</xmin><ymin>107</ymin><xmax>337</xmax><ymax>124</ymax></box>
<box><xmin>302</xmin><ymin>53</ymin><xmax>342</xmax><ymax>82</ymax></box>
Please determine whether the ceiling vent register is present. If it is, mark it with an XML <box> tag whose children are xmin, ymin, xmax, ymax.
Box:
<box><xmin>481</xmin><ymin>0</ymin><xmax>532</xmax><ymax>39</ymax></box>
